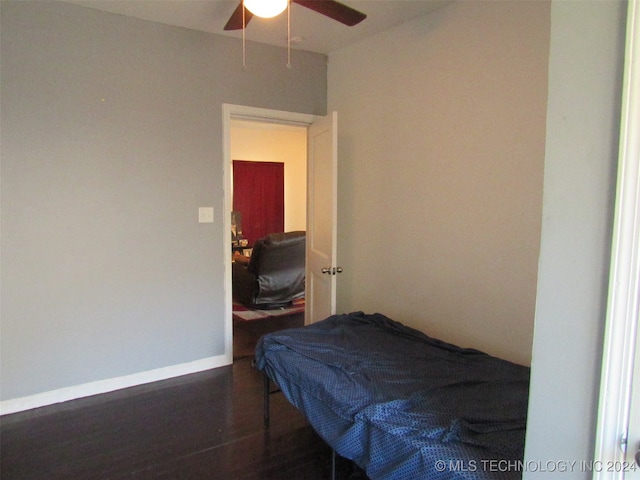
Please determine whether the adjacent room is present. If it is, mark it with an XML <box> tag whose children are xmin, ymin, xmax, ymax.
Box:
<box><xmin>1</xmin><ymin>0</ymin><xmax>633</xmax><ymax>478</ymax></box>
<box><xmin>229</xmin><ymin>119</ymin><xmax>308</xmax><ymax>359</ymax></box>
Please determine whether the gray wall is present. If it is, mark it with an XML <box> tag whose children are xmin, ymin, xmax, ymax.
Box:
<box><xmin>328</xmin><ymin>0</ymin><xmax>550</xmax><ymax>366</ymax></box>
<box><xmin>524</xmin><ymin>0</ymin><xmax>625</xmax><ymax>475</ymax></box>
<box><xmin>0</xmin><ymin>1</ymin><xmax>326</xmax><ymax>400</ymax></box>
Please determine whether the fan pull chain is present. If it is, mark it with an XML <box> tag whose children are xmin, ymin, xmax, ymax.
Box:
<box><xmin>287</xmin><ymin>0</ymin><xmax>291</xmax><ymax>69</ymax></box>
<box><xmin>242</xmin><ymin>1</ymin><xmax>247</xmax><ymax>69</ymax></box>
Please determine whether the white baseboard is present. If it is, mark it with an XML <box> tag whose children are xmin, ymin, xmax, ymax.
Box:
<box><xmin>0</xmin><ymin>354</ymin><xmax>232</xmax><ymax>416</ymax></box>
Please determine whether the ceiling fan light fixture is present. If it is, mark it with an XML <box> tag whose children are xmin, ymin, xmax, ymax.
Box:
<box><xmin>243</xmin><ymin>0</ymin><xmax>288</xmax><ymax>19</ymax></box>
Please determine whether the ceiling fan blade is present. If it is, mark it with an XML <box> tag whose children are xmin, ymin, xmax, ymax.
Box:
<box><xmin>224</xmin><ymin>2</ymin><xmax>254</xmax><ymax>31</ymax></box>
<box><xmin>293</xmin><ymin>0</ymin><xmax>366</xmax><ymax>26</ymax></box>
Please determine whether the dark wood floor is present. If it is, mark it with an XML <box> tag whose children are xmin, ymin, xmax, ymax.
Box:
<box><xmin>233</xmin><ymin>313</ymin><xmax>304</xmax><ymax>360</ymax></box>
<box><xmin>1</xmin><ymin>315</ymin><xmax>366</xmax><ymax>480</ymax></box>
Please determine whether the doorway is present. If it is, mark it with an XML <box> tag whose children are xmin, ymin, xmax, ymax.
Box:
<box><xmin>223</xmin><ymin>105</ymin><xmax>316</xmax><ymax>361</ymax></box>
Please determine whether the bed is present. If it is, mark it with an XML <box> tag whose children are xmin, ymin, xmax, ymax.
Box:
<box><xmin>254</xmin><ymin>311</ymin><xmax>530</xmax><ymax>480</ymax></box>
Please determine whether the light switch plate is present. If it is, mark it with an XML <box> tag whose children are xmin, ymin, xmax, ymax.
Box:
<box><xmin>198</xmin><ymin>207</ymin><xmax>214</xmax><ymax>223</ymax></box>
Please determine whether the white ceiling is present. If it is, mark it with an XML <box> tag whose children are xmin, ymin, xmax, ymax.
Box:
<box><xmin>61</xmin><ymin>0</ymin><xmax>449</xmax><ymax>54</ymax></box>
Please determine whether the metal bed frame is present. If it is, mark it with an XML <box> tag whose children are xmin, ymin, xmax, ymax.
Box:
<box><xmin>261</xmin><ymin>372</ymin><xmax>341</xmax><ymax>480</ymax></box>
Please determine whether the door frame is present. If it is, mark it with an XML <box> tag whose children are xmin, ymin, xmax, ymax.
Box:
<box><xmin>594</xmin><ymin>0</ymin><xmax>640</xmax><ymax>475</ymax></box>
<box><xmin>222</xmin><ymin>104</ymin><xmax>317</xmax><ymax>361</ymax></box>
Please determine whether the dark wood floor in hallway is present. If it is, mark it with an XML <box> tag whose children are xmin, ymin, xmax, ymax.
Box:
<box><xmin>1</xmin><ymin>320</ymin><xmax>367</xmax><ymax>480</ymax></box>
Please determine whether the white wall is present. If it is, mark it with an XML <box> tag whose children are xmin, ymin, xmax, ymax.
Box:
<box><xmin>0</xmin><ymin>1</ymin><xmax>326</xmax><ymax>405</ymax></box>
<box><xmin>230</xmin><ymin>120</ymin><xmax>307</xmax><ymax>232</ymax></box>
<box><xmin>328</xmin><ymin>0</ymin><xmax>550</xmax><ymax>365</ymax></box>
<box><xmin>524</xmin><ymin>1</ymin><xmax>625</xmax><ymax>475</ymax></box>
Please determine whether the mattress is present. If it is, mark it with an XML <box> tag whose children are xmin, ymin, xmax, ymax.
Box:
<box><xmin>254</xmin><ymin>311</ymin><xmax>530</xmax><ymax>480</ymax></box>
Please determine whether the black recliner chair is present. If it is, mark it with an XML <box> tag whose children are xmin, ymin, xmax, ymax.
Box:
<box><xmin>232</xmin><ymin>231</ymin><xmax>305</xmax><ymax>309</ymax></box>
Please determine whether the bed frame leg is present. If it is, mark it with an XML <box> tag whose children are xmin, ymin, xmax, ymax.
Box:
<box><xmin>262</xmin><ymin>370</ymin><xmax>338</xmax><ymax>478</ymax></box>
<box><xmin>332</xmin><ymin>449</ymin><xmax>337</xmax><ymax>480</ymax></box>
<box><xmin>263</xmin><ymin>374</ymin><xmax>270</xmax><ymax>429</ymax></box>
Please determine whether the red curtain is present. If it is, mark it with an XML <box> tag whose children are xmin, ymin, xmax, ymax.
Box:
<box><xmin>233</xmin><ymin>160</ymin><xmax>284</xmax><ymax>246</ymax></box>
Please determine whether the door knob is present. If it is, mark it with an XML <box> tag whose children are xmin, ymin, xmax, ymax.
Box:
<box><xmin>321</xmin><ymin>267</ymin><xmax>344</xmax><ymax>275</ymax></box>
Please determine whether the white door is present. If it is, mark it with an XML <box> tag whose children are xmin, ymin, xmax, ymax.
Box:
<box><xmin>623</xmin><ymin>1</ymin><xmax>640</xmax><ymax>474</ymax></box>
<box><xmin>305</xmin><ymin>112</ymin><xmax>339</xmax><ymax>324</ymax></box>
<box><xmin>594</xmin><ymin>1</ymin><xmax>640</xmax><ymax>477</ymax></box>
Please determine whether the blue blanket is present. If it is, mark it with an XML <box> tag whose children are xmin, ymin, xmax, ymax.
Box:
<box><xmin>255</xmin><ymin>312</ymin><xmax>529</xmax><ymax>480</ymax></box>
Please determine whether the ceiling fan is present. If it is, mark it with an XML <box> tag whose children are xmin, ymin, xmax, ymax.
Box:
<box><xmin>224</xmin><ymin>0</ymin><xmax>367</xmax><ymax>31</ymax></box>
